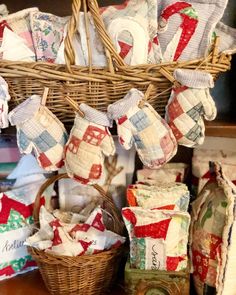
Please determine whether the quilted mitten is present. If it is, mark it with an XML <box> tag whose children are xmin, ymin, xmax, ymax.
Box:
<box><xmin>0</xmin><ymin>76</ymin><xmax>10</xmax><ymax>130</ymax></box>
<box><xmin>166</xmin><ymin>69</ymin><xmax>216</xmax><ymax>147</ymax></box>
<box><xmin>101</xmin><ymin>0</ymin><xmax>162</xmax><ymax>64</ymax></box>
<box><xmin>8</xmin><ymin>95</ymin><xmax>68</xmax><ymax>171</ymax></box>
<box><xmin>64</xmin><ymin>103</ymin><xmax>115</xmax><ymax>185</ymax></box>
<box><xmin>108</xmin><ymin>88</ymin><xmax>177</xmax><ymax>169</ymax></box>
<box><xmin>157</xmin><ymin>0</ymin><xmax>228</xmax><ymax>61</ymax></box>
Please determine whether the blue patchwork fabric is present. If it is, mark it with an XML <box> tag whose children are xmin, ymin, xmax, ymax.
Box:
<box><xmin>133</xmin><ymin>134</ymin><xmax>145</xmax><ymax>149</ymax></box>
<box><xmin>129</xmin><ymin>110</ymin><xmax>150</xmax><ymax>132</ymax></box>
<box><xmin>187</xmin><ymin>103</ymin><xmax>204</xmax><ymax>123</ymax></box>
<box><xmin>33</xmin><ymin>131</ymin><xmax>57</xmax><ymax>152</ymax></box>
<box><xmin>18</xmin><ymin>129</ymin><xmax>32</xmax><ymax>152</ymax></box>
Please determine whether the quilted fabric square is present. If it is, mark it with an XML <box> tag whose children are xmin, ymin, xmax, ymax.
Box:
<box><xmin>122</xmin><ymin>207</ymin><xmax>190</xmax><ymax>271</ymax></box>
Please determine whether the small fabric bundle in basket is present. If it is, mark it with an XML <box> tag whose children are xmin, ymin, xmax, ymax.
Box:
<box><xmin>30</xmin><ymin>11</ymin><xmax>69</xmax><ymax>62</ymax></box>
<box><xmin>158</xmin><ymin>0</ymin><xmax>228</xmax><ymax>61</ymax></box>
<box><xmin>65</xmin><ymin>103</ymin><xmax>115</xmax><ymax>184</ymax></box>
<box><xmin>108</xmin><ymin>88</ymin><xmax>177</xmax><ymax>169</ymax></box>
<box><xmin>127</xmin><ymin>182</ymin><xmax>190</xmax><ymax>211</ymax></box>
<box><xmin>101</xmin><ymin>0</ymin><xmax>162</xmax><ymax>64</ymax></box>
<box><xmin>166</xmin><ymin>69</ymin><xmax>216</xmax><ymax>147</ymax></box>
<box><xmin>8</xmin><ymin>95</ymin><xmax>68</xmax><ymax>171</ymax></box>
<box><xmin>122</xmin><ymin>207</ymin><xmax>190</xmax><ymax>271</ymax></box>
<box><xmin>0</xmin><ymin>7</ymin><xmax>38</xmax><ymax>54</ymax></box>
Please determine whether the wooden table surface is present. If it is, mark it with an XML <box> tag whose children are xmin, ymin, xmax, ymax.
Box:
<box><xmin>0</xmin><ymin>270</ymin><xmax>126</xmax><ymax>295</ymax></box>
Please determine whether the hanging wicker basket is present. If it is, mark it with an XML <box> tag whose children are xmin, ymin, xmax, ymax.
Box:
<box><xmin>0</xmin><ymin>0</ymin><xmax>232</xmax><ymax>125</ymax></box>
<box><xmin>27</xmin><ymin>173</ymin><xmax>124</xmax><ymax>295</ymax></box>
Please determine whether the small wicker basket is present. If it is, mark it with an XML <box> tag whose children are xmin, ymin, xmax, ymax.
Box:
<box><xmin>0</xmin><ymin>0</ymin><xmax>232</xmax><ymax>125</ymax></box>
<box><xmin>28</xmin><ymin>173</ymin><xmax>124</xmax><ymax>295</ymax></box>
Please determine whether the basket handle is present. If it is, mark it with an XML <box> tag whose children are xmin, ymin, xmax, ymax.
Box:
<box><xmin>33</xmin><ymin>173</ymin><xmax>123</xmax><ymax>234</ymax></box>
<box><xmin>64</xmin><ymin>0</ymin><xmax>126</xmax><ymax>73</ymax></box>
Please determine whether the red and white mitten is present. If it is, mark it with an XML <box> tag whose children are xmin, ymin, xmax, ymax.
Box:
<box><xmin>166</xmin><ymin>69</ymin><xmax>216</xmax><ymax>147</ymax></box>
<box><xmin>108</xmin><ymin>88</ymin><xmax>177</xmax><ymax>169</ymax></box>
<box><xmin>65</xmin><ymin>104</ymin><xmax>115</xmax><ymax>184</ymax></box>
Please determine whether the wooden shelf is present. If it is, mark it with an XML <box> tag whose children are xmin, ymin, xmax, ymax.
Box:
<box><xmin>205</xmin><ymin>121</ymin><xmax>236</xmax><ymax>138</ymax></box>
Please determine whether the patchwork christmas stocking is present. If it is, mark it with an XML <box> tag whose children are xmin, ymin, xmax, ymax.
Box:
<box><xmin>100</xmin><ymin>0</ymin><xmax>162</xmax><ymax>65</ymax></box>
<box><xmin>166</xmin><ymin>69</ymin><xmax>216</xmax><ymax>147</ymax></box>
<box><xmin>8</xmin><ymin>95</ymin><xmax>68</xmax><ymax>171</ymax></box>
<box><xmin>64</xmin><ymin>103</ymin><xmax>115</xmax><ymax>184</ymax></box>
<box><xmin>0</xmin><ymin>76</ymin><xmax>10</xmax><ymax>131</ymax></box>
<box><xmin>108</xmin><ymin>88</ymin><xmax>177</xmax><ymax>169</ymax></box>
<box><xmin>158</xmin><ymin>0</ymin><xmax>228</xmax><ymax>61</ymax></box>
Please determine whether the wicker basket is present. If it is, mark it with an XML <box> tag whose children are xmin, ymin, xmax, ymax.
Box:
<box><xmin>0</xmin><ymin>0</ymin><xmax>232</xmax><ymax>124</ymax></box>
<box><xmin>28</xmin><ymin>173</ymin><xmax>124</xmax><ymax>295</ymax></box>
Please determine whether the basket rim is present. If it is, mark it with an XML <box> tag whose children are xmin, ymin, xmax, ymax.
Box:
<box><xmin>28</xmin><ymin>244</ymin><xmax>124</xmax><ymax>266</ymax></box>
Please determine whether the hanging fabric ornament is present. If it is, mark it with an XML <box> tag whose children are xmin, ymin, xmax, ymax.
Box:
<box><xmin>165</xmin><ymin>69</ymin><xmax>216</xmax><ymax>147</ymax></box>
<box><xmin>108</xmin><ymin>88</ymin><xmax>177</xmax><ymax>169</ymax></box>
<box><xmin>0</xmin><ymin>75</ymin><xmax>10</xmax><ymax>131</ymax></box>
<box><xmin>64</xmin><ymin>103</ymin><xmax>115</xmax><ymax>185</ymax></box>
<box><xmin>8</xmin><ymin>94</ymin><xmax>68</xmax><ymax>171</ymax></box>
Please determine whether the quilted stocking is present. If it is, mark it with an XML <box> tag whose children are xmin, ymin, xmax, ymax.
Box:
<box><xmin>108</xmin><ymin>88</ymin><xmax>177</xmax><ymax>169</ymax></box>
<box><xmin>64</xmin><ymin>103</ymin><xmax>115</xmax><ymax>184</ymax></box>
<box><xmin>166</xmin><ymin>69</ymin><xmax>216</xmax><ymax>147</ymax></box>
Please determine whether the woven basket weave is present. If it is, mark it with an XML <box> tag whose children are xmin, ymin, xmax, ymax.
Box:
<box><xmin>28</xmin><ymin>173</ymin><xmax>124</xmax><ymax>295</ymax></box>
<box><xmin>0</xmin><ymin>0</ymin><xmax>232</xmax><ymax>124</ymax></box>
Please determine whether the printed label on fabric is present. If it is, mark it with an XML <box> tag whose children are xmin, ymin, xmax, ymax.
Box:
<box><xmin>0</xmin><ymin>226</ymin><xmax>31</xmax><ymax>263</ymax></box>
<box><xmin>145</xmin><ymin>238</ymin><xmax>166</xmax><ymax>270</ymax></box>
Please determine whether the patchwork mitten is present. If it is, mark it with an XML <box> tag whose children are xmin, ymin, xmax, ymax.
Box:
<box><xmin>30</xmin><ymin>12</ymin><xmax>69</xmax><ymax>62</ymax></box>
<box><xmin>166</xmin><ymin>69</ymin><xmax>216</xmax><ymax>147</ymax></box>
<box><xmin>64</xmin><ymin>103</ymin><xmax>115</xmax><ymax>184</ymax></box>
<box><xmin>157</xmin><ymin>0</ymin><xmax>228</xmax><ymax>61</ymax></box>
<box><xmin>108</xmin><ymin>88</ymin><xmax>177</xmax><ymax>169</ymax></box>
<box><xmin>101</xmin><ymin>0</ymin><xmax>162</xmax><ymax>64</ymax></box>
<box><xmin>8</xmin><ymin>95</ymin><xmax>68</xmax><ymax>171</ymax></box>
<box><xmin>0</xmin><ymin>76</ymin><xmax>10</xmax><ymax>130</ymax></box>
